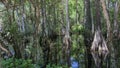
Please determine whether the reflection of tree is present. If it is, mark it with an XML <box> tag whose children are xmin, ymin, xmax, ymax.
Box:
<box><xmin>91</xmin><ymin>52</ymin><xmax>101</xmax><ymax>68</ymax></box>
<box><xmin>91</xmin><ymin>30</ymin><xmax>109</xmax><ymax>68</ymax></box>
<box><xmin>90</xmin><ymin>0</ymin><xmax>109</xmax><ymax>67</ymax></box>
<box><xmin>91</xmin><ymin>51</ymin><xmax>108</xmax><ymax>68</ymax></box>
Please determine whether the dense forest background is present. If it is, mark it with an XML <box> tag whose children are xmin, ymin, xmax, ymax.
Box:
<box><xmin>0</xmin><ymin>0</ymin><xmax>120</xmax><ymax>68</ymax></box>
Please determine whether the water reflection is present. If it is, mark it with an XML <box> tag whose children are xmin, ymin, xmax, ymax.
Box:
<box><xmin>91</xmin><ymin>51</ymin><xmax>109</xmax><ymax>68</ymax></box>
<box><xmin>91</xmin><ymin>30</ymin><xmax>109</xmax><ymax>68</ymax></box>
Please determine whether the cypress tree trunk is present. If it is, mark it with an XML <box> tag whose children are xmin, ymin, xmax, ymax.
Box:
<box><xmin>63</xmin><ymin>0</ymin><xmax>71</xmax><ymax>67</ymax></box>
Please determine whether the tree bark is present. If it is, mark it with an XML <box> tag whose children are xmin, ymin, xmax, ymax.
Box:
<box><xmin>63</xmin><ymin>0</ymin><xmax>71</xmax><ymax>67</ymax></box>
<box><xmin>84</xmin><ymin>0</ymin><xmax>92</xmax><ymax>68</ymax></box>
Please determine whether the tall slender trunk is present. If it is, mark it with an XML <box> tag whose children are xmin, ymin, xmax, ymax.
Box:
<box><xmin>100</xmin><ymin>0</ymin><xmax>116</xmax><ymax>68</ymax></box>
<box><xmin>84</xmin><ymin>0</ymin><xmax>92</xmax><ymax>68</ymax></box>
<box><xmin>95</xmin><ymin>0</ymin><xmax>101</xmax><ymax>30</ymax></box>
<box><xmin>113</xmin><ymin>1</ymin><xmax>119</xmax><ymax>68</ymax></box>
<box><xmin>113</xmin><ymin>1</ymin><xmax>119</xmax><ymax>35</ymax></box>
<box><xmin>63</xmin><ymin>0</ymin><xmax>71</xmax><ymax>67</ymax></box>
<box><xmin>41</xmin><ymin>0</ymin><xmax>50</xmax><ymax>67</ymax></box>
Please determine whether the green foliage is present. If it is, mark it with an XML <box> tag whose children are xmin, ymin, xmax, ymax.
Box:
<box><xmin>69</xmin><ymin>0</ymin><xmax>84</xmax><ymax>22</ymax></box>
<box><xmin>71</xmin><ymin>24</ymin><xmax>85</xmax><ymax>59</ymax></box>
<box><xmin>46</xmin><ymin>64</ymin><xmax>68</xmax><ymax>68</ymax></box>
<box><xmin>1</xmin><ymin>58</ymin><xmax>35</xmax><ymax>68</ymax></box>
<box><xmin>71</xmin><ymin>23</ymin><xmax>84</xmax><ymax>33</ymax></box>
